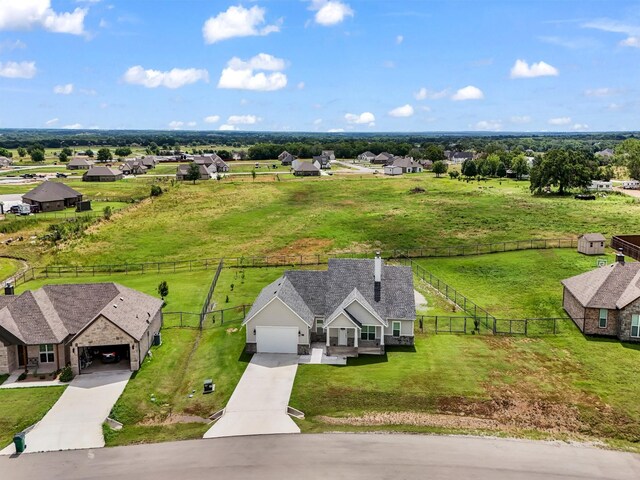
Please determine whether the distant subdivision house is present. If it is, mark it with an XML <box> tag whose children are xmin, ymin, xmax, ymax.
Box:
<box><xmin>391</xmin><ymin>157</ymin><xmax>423</xmax><ymax>173</ymax></box>
<box><xmin>67</xmin><ymin>157</ymin><xmax>93</xmax><ymax>170</ymax></box>
<box><xmin>22</xmin><ymin>181</ymin><xmax>83</xmax><ymax>212</ymax></box>
<box><xmin>242</xmin><ymin>255</ymin><xmax>416</xmax><ymax>356</ymax></box>
<box><xmin>194</xmin><ymin>154</ymin><xmax>229</xmax><ymax>172</ymax></box>
<box><xmin>176</xmin><ymin>163</ymin><xmax>213</xmax><ymax>181</ymax></box>
<box><xmin>120</xmin><ymin>160</ymin><xmax>147</xmax><ymax>176</ymax></box>
<box><xmin>292</xmin><ymin>159</ymin><xmax>321</xmax><ymax>176</ymax></box>
<box><xmin>562</xmin><ymin>252</ymin><xmax>640</xmax><ymax>342</ymax></box>
<box><xmin>278</xmin><ymin>150</ymin><xmax>291</xmax><ymax>161</ymax></box>
<box><xmin>313</xmin><ymin>155</ymin><xmax>332</xmax><ymax>169</ymax></box>
<box><xmin>280</xmin><ymin>153</ymin><xmax>296</xmax><ymax>166</ymax></box>
<box><xmin>372</xmin><ymin>152</ymin><xmax>394</xmax><ymax>164</ymax></box>
<box><xmin>383</xmin><ymin>165</ymin><xmax>403</xmax><ymax>176</ymax></box>
<box><xmin>321</xmin><ymin>150</ymin><xmax>336</xmax><ymax>161</ymax></box>
<box><xmin>357</xmin><ymin>151</ymin><xmax>375</xmax><ymax>162</ymax></box>
<box><xmin>83</xmin><ymin>166</ymin><xmax>123</xmax><ymax>182</ymax></box>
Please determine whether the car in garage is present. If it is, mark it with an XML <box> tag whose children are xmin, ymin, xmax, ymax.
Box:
<box><xmin>101</xmin><ymin>351</ymin><xmax>121</xmax><ymax>363</ymax></box>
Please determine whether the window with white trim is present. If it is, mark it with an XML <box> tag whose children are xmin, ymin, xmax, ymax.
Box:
<box><xmin>316</xmin><ymin>318</ymin><xmax>324</xmax><ymax>334</ymax></box>
<box><xmin>392</xmin><ymin>321</ymin><xmax>401</xmax><ymax>337</ymax></box>
<box><xmin>39</xmin><ymin>344</ymin><xmax>54</xmax><ymax>363</ymax></box>
<box><xmin>599</xmin><ymin>309</ymin><xmax>608</xmax><ymax>329</ymax></box>
<box><xmin>361</xmin><ymin>325</ymin><xmax>376</xmax><ymax>340</ymax></box>
<box><xmin>632</xmin><ymin>315</ymin><xmax>640</xmax><ymax>338</ymax></box>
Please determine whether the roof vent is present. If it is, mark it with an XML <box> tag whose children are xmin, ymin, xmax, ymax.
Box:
<box><xmin>120</xmin><ymin>297</ymin><xmax>124</xmax><ymax>301</ymax></box>
<box><xmin>113</xmin><ymin>304</ymin><xmax>118</xmax><ymax>308</ymax></box>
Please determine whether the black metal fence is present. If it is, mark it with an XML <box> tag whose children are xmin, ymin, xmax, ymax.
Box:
<box><xmin>164</xmin><ymin>304</ymin><xmax>251</xmax><ymax>329</ymax></box>
<box><xmin>199</xmin><ymin>260</ymin><xmax>224</xmax><ymax>328</ymax></box>
<box><xmin>416</xmin><ymin>315</ymin><xmax>575</xmax><ymax>336</ymax></box>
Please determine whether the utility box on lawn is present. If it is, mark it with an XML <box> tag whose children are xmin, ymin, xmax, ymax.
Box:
<box><xmin>203</xmin><ymin>379</ymin><xmax>214</xmax><ymax>394</ymax></box>
<box><xmin>153</xmin><ymin>332</ymin><xmax>162</xmax><ymax>346</ymax></box>
<box><xmin>13</xmin><ymin>432</ymin><xmax>26</xmax><ymax>453</ymax></box>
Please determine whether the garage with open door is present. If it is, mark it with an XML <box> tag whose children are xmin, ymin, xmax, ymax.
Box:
<box><xmin>79</xmin><ymin>343</ymin><xmax>131</xmax><ymax>373</ymax></box>
<box><xmin>256</xmin><ymin>326</ymin><xmax>298</xmax><ymax>354</ymax></box>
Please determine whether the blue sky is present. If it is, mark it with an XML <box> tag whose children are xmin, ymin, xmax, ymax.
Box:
<box><xmin>0</xmin><ymin>0</ymin><xmax>639</xmax><ymax>132</ymax></box>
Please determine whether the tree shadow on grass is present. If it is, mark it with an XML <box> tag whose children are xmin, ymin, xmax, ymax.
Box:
<box><xmin>346</xmin><ymin>354</ymin><xmax>388</xmax><ymax>366</ymax></box>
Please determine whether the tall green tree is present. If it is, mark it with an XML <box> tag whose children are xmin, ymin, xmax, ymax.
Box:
<box><xmin>186</xmin><ymin>162</ymin><xmax>201</xmax><ymax>184</ymax></box>
<box><xmin>529</xmin><ymin>149</ymin><xmax>597</xmax><ymax>194</ymax></box>
<box><xmin>462</xmin><ymin>159</ymin><xmax>476</xmax><ymax>178</ymax></box>
<box><xmin>617</xmin><ymin>139</ymin><xmax>640</xmax><ymax>180</ymax></box>
<box><xmin>114</xmin><ymin>147</ymin><xmax>132</xmax><ymax>158</ymax></box>
<box><xmin>496</xmin><ymin>162</ymin><xmax>507</xmax><ymax>178</ymax></box>
<box><xmin>97</xmin><ymin>148</ymin><xmax>112</xmax><ymax>162</ymax></box>
<box><xmin>432</xmin><ymin>160</ymin><xmax>448</xmax><ymax>177</ymax></box>
<box><xmin>30</xmin><ymin>147</ymin><xmax>45</xmax><ymax>163</ymax></box>
<box><xmin>17</xmin><ymin>147</ymin><xmax>27</xmax><ymax>158</ymax></box>
<box><xmin>85</xmin><ymin>149</ymin><xmax>94</xmax><ymax>157</ymax></box>
<box><xmin>61</xmin><ymin>147</ymin><xmax>73</xmax><ymax>156</ymax></box>
<box><xmin>512</xmin><ymin>154</ymin><xmax>530</xmax><ymax>180</ymax></box>
<box><xmin>58</xmin><ymin>151</ymin><xmax>69</xmax><ymax>163</ymax></box>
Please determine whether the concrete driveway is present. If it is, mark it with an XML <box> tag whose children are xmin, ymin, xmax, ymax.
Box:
<box><xmin>1</xmin><ymin>371</ymin><xmax>131</xmax><ymax>455</ymax></box>
<box><xmin>204</xmin><ymin>354</ymin><xmax>299</xmax><ymax>438</ymax></box>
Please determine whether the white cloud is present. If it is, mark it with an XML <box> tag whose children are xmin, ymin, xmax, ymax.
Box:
<box><xmin>345</xmin><ymin>112</ymin><xmax>375</xmax><ymax>126</ymax></box>
<box><xmin>123</xmin><ymin>65</ymin><xmax>209</xmax><ymax>89</ymax></box>
<box><xmin>45</xmin><ymin>117</ymin><xmax>58</xmax><ymax>126</ymax></box>
<box><xmin>396</xmin><ymin>35</ymin><xmax>403</xmax><ymax>45</ymax></box>
<box><xmin>313</xmin><ymin>118</ymin><xmax>323</xmax><ymax>125</ymax></box>
<box><xmin>168</xmin><ymin>121</ymin><xmax>184</xmax><ymax>130</ymax></box>
<box><xmin>474</xmin><ymin>120</ymin><xmax>502</xmax><ymax>131</ymax></box>
<box><xmin>227</xmin><ymin>114</ymin><xmax>260</xmax><ymax>125</ymax></box>
<box><xmin>573</xmin><ymin>123</ymin><xmax>589</xmax><ymax>131</ymax></box>
<box><xmin>388</xmin><ymin>104</ymin><xmax>414</xmax><ymax>117</ymax></box>
<box><xmin>0</xmin><ymin>39</ymin><xmax>26</xmax><ymax>52</ymax></box>
<box><xmin>584</xmin><ymin>87</ymin><xmax>619</xmax><ymax>97</ymax></box>
<box><xmin>415</xmin><ymin>87</ymin><xmax>449</xmax><ymax>100</ymax></box>
<box><xmin>204</xmin><ymin>115</ymin><xmax>220</xmax><ymax>124</ymax></box>
<box><xmin>548</xmin><ymin>117</ymin><xmax>572</xmax><ymax>125</ymax></box>
<box><xmin>219</xmin><ymin>124</ymin><xmax>236</xmax><ymax>131</ymax></box>
<box><xmin>218</xmin><ymin>53</ymin><xmax>287</xmax><ymax>91</ymax></box>
<box><xmin>328</xmin><ymin>128</ymin><xmax>345</xmax><ymax>132</ymax></box>
<box><xmin>0</xmin><ymin>60</ymin><xmax>36</xmax><ymax>78</ymax></box>
<box><xmin>510</xmin><ymin>115</ymin><xmax>531</xmax><ymax>124</ymax></box>
<box><xmin>451</xmin><ymin>85</ymin><xmax>484</xmax><ymax>101</ymax></box>
<box><xmin>202</xmin><ymin>5</ymin><xmax>280</xmax><ymax>44</ymax></box>
<box><xmin>510</xmin><ymin>59</ymin><xmax>559</xmax><ymax>78</ymax></box>
<box><xmin>53</xmin><ymin>83</ymin><xmax>73</xmax><ymax>95</ymax></box>
<box><xmin>0</xmin><ymin>0</ymin><xmax>87</xmax><ymax>35</ymax></box>
<box><xmin>297</xmin><ymin>81</ymin><xmax>305</xmax><ymax>90</ymax></box>
<box><xmin>310</xmin><ymin>0</ymin><xmax>354</xmax><ymax>26</ymax></box>
<box><xmin>621</xmin><ymin>36</ymin><xmax>640</xmax><ymax>47</ymax></box>
<box><xmin>80</xmin><ymin>88</ymin><xmax>96</xmax><ymax>95</ymax></box>
<box><xmin>62</xmin><ymin>123</ymin><xmax>82</xmax><ymax>129</ymax></box>
<box><xmin>187</xmin><ymin>121</ymin><xmax>197</xmax><ymax>127</ymax></box>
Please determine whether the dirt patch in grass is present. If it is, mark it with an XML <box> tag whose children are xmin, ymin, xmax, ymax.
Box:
<box><xmin>272</xmin><ymin>237</ymin><xmax>334</xmax><ymax>256</ymax></box>
<box><xmin>140</xmin><ymin>413</ymin><xmax>209</xmax><ymax>425</ymax></box>
<box><xmin>317</xmin><ymin>412</ymin><xmax>500</xmax><ymax>430</ymax></box>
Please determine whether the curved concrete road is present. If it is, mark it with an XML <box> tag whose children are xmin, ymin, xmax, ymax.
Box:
<box><xmin>1</xmin><ymin>434</ymin><xmax>638</xmax><ymax>479</ymax></box>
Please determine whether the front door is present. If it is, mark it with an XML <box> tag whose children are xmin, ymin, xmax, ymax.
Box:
<box><xmin>338</xmin><ymin>329</ymin><xmax>348</xmax><ymax>346</ymax></box>
<box><xmin>17</xmin><ymin>345</ymin><xmax>26</xmax><ymax>367</ymax></box>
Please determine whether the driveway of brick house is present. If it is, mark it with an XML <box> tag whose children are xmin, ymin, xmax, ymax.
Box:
<box><xmin>204</xmin><ymin>353</ymin><xmax>300</xmax><ymax>438</ymax></box>
<box><xmin>1</xmin><ymin>371</ymin><xmax>131</xmax><ymax>455</ymax></box>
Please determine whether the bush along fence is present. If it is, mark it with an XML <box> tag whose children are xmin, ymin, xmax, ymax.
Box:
<box><xmin>4</xmin><ymin>237</ymin><xmax>580</xmax><ymax>288</ymax></box>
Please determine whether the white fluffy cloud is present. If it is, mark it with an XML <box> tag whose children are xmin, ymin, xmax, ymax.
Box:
<box><xmin>0</xmin><ymin>60</ymin><xmax>36</xmax><ymax>78</ymax></box>
<box><xmin>396</xmin><ymin>35</ymin><xmax>403</xmax><ymax>45</ymax></box>
<box><xmin>548</xmin><ymin>117</ymin><xmax>572</xmax><ymax>125</ymax></box>
<box><xmin>227</xmin><ymin>115</ymin><xmax>260</xmax><ymax>125</ymax></box>
<box><xmin>573</xmin><ymin>123</ymin><xmax>589</xmax><ymax>131</ymax></box>
<box><xmin>218</xmin><ymin>53</ymin><xmax>287</xmax><ymax>91</ymax></box>
<box><xmin>62</xmin><ymin>123</ymin><xmax>82</xmax><ymax>129</ymax></box>
<box><xmin>0</xmin><ymin>0</ymin><xmax>87</xmax><ymax>35</ymax></box>
<box><xmin>219</xmin><ymin>124</ymin><xmax>236</xmax><ymax>131</ymax></box>
<box><xmin>510</xmin><ymin>59</ymin><xmax>559</xmax><ymax>78</ymax></box>
<box><xmin>203</xmin><ymin>5</ymin><xmax>280</xmax><ymax>44</ymax></box>
<box><xmin>53</xmin><ymin>83</ymin><xmax>73</xmax><ymax>95</ymax></box>
<box><xmin>388</xmin><ymin>104</ymin><xmax>414</xmax><ymax>117</ymax></box>
<box><xmin>123</xmin><ymin>66</ymin><xmax>209</xmax><ymax>89</ymax></box>
<box><xmin>310</xmin><ymin>0</ymin><xmax>354</xmax><ymax>26</ymax></box>
<box><xmin>328</xmin><ymin>128</ymin><xmax>345</xmax><ymax>132</ymax></box>
<box><xmin>451</xmin><ymin>85</ymin><xmax>484</xmax><ymax>101</ymax></box>
<box><xmin>204</xmin><ymin>115</ymin><xmax>220</xmax><ymax>124</ymax></box>
<box><xmin>169</xmin><ymin>120</ymin><xmax>197</xmax><ymax>129</ymax></box>
<box><xmin>584</xmin><ymin>87</ymin><xmax>619</xmax><ymax>97</ymax></box>
<box><xmin>621</xmin><ymin>36</ymin><xmax>640</xmax><ymax>47</ymax></box>
<box><xmin>474</xmin><ymin>120</ymin><xmax>502</xmax><ymax>131</ymax></box>
<box><xmin>45</xmin><ymin>117</ymin><xmax>58</xmax><ymax>126</ymax></box>
<box><xmin>345</xmin><ymin>112</ymin><xmax>375</xmax><ymax>125</ymax></box>
<box><xmin>415</xmin><ymin>87</ymin><xmax>449</xmax><ymax>100</ymax></box>
<box><xmin>510</xmin><ymin>115</ymin><xmax>531</xmax><ymax>124</ymax></box>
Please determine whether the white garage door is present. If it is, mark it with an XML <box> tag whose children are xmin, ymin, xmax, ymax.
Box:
<box><xmin>256</xmin><ymin>326</ymin><xmax>298</xmax><ymax>354</ymax></box>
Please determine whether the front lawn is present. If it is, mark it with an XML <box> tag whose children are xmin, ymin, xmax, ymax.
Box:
<box><xmin>0</xmin><ymin>386</ymin><xmax>66</xmax><ymax>448</ymax></box>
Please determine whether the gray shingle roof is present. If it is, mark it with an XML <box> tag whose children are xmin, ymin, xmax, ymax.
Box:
<box><xmin>561</xmin><ymin>262</ymin><xmax>640</xmax><ymax>309</ymax></box>
<box><xmin>0</xmin><ymin>283</ymin><xmax>163</xmax><ymax>345</ymax></box>
<box><xmin>68</xmin><ymin>158</ymin><xmax>92</xmax><ymax>167</ymax></box>
<box><xmin>579</xmin><ymin>233</ymin><xmax>606</xmax><ymax>242</ymax></box>
<box><xmin>244</xmin><ymin>258</ymin><xmax>416</xmax><ymax>327</ymax></box>
<box><xmin>293</xmin><ymin>161</ymin><xmax>320</xmax><ymax>172</ymax></box>
<box><xmin>22</xmin><ymin>181</ymin><xmax>82</xmax><ymax>203</ymax></box>
<box><xmin>85</xmin><ymin>166</ymin><xmax>122</xmax><ymax>177</ymax></box>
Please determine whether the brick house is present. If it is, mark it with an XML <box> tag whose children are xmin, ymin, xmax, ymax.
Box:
<box><xmin>22</xmin><ymin>181</ymin><xmax>83</xmax><ymax>212</ymax></box>
<box><xmin>0</xmin><ymin>283</ymin><xmax>163</xmax><ymax>376</ymax></box>
<box><xmin>561</xmin><ymin>252</ymin><xmax>640</xmax><ymax>342</ymax></box>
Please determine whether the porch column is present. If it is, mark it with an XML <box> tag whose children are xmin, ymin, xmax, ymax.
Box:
<box><xmin>380</xmin><ymin>326</ymin><xmax>384</xmax><ymax>346</ymax></box>
<box><xmin>326</xmin><ymin>328</ymin><xmax>330</xmax><ymax>347</ymax></box>
<box><xmin>354</xmin><ymin>328</ymin><xmax>358</xmax><ymax>348</ymax></box>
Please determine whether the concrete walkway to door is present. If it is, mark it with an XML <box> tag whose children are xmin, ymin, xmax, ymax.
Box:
<box><xmin>204</xmin><ymin>354</ymin><xmax>300</xmax><ymax>439</ymax></box>
<box><xmin>1</xmin><ymin>370</ymin><xmax>131</xmax><ymax>455</ymax></box>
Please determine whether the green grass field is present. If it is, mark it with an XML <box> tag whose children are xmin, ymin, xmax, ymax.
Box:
<box><xmin>0</xmin><ymin>257</ymin><xmax>22</xmax><ymax>282</ymax></box>
<box><xmin>0</xmin><ymin>387</ymin><xmax>67</xmax><ymax>449</ymax></box>
<box><xmin>40</xmin><ymin>175</ymin><xmax>640</xmax><ymax>267</ymax></box>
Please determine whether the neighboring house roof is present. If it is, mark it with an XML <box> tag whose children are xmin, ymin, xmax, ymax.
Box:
<box><xmin>392</xmin><ymin>157</ymin><xmax>421</xmax><ymax>169</ymax></box>
<box><xmin>596</xmin><ymin>149</ymin><xmax>615</xmax><ymax>157</ymax></box>
<box><xmin>281</xmin><ymin>153</ymin><xmax>296</xmax><ymax>164</ymax></box>
<box><xmin>22</xmin><ymin>181</ymin><xmax>82</xmax><ymax>203</ymax></box>
<box><xmin>176</xmin><ymin>163</ymin><xmax>211</xmax><ymax>178</ymax></box>
<box><xmin>561</xmin><ymin>261</ymin><xmax>640</xmax><ymax>310</ymax></box>
<box><xmin>313</xmin><ymin>155</ymin><xmax>330</xmax><ymax>165</ymax></box>
<box><xmin>244</xmin><ymin>258</ymin><xmax>415</xmax><ymax>327</ymax></box>
<box><xmin>359</xmin><ymin>151</ymin><xmax>375</xmax><ymax>158</ymax></box>
<box><xmin>579</xmin><ymin>233</ymin><xmax>606</xmax><ymax>242</ymax></box>
<box><xmin>452</xmin><ymin>152</ymin><xmax>474</xmax><ymax>160</ymax></box>
<box><xmin>375</xmin><ymin>152</ymin><xmax>393</xmax><ymax>161</ymax></box>
<box><xmin>292</xmin><ymin>161</ymin><xmax>320</xmax><ymax>172</ymax></box>
<box><xmin>278</xmin><ymin>151</ymin><xmax>291</xmax><ymax>160</ymax></box>
<box><xmin>68</xmin><ymin>158</ymin><xmax>92</xmax><ymax>167</ymax></box>
<box><xmin>0</xmin><ymin>283</ymin><xmax>163</xmax><ymax>345</ymax></box>
<box><xmin>0</xmin><ymin>156</ymin><xmax>12</xmax><ymax>166</ymax></box>
<box><xmin>84</xmin><ymin>166</ymin><xmax>121</xmax><ymax>177</ymax></box>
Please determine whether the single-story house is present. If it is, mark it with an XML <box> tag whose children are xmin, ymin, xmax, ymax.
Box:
<box><xmin>22</xmin><ymin>181</ymin><xmax>83</xmax><ymax>212</ymax></box>
<box><xmin>243</xmin><ymin>255</ymin><xmax>416</xmax><ymax>356</ymax></box>
<box><xmin>0</xmin><ymin>283</ymin><xmax>163</xmax><ymax>376</ymax></box>
<box><xmin>83</xmin><ymin>166</ymin><xmax>123</xmax><ymax>182</ymax></box>
<box><xmin>321</xmin><ymin>150</ymin><xmax>336</xmax><ymax>161</ymax></box>
<box><xmin>392</xmin><ymin>157</ymin><xmax>423</xmax><ymax>173</ymax></box>
<box><xmin>139</xmin><ymin>157</ymin><xmax>158</xmax><ymax>169</ymax></box>
<box><xmin>578</xmin><ymin>233</ymin><xmax>606</xmax><ymax>255</ymax></box>
<box><xmin>448</xmin><ymin>151</ymin><xmax>474</xmax><ymax>164</ymax></box>
<box><xmin>67</xmin><ymin>157</ymin><xmax>93</xmax><ymax>170</ymax></box>
<box><xmin>384</xmin><ymin>165</ymin><xmax>403</xmax><ymax>176</ymax></box>
<box><xmin>372</xmin><ymin>152</ymin><xmax>394</xmax><ymax>164</ymax></box>
<box><xmin>562</xmin><ymin>252</ymin><xmax>640</xmax><ymax>342</ymax></box>
<box><xmin>194</xmin><ymin>154</ymin><xmax>229</xmax><ymax>172</ymax></box>
<box><xmin>281</xmin><ymin>153</ymin><xmax>296</xmax><ymax>166</ymax></box>
<box><xmin>357</xmin><ymin>151</ymin><xmax>375</xmax><ymax>162</ymax></box>
<box><xmin>313</xmin><ymin>155</ymin><xmax>332</xmax><ymax>169</ymax></box>
<box><xmin>176</xmin><ymin>163</ymin><xmax>213</xmax><ymax>181</ymax></box>
<box><xmin>292</xmin><ymin>160</ymin><xmax>321</xmax><ymax>176</ymax></box>
<box><xmin>278</xmin><ymin>151</ymin><xmax>291</xmax><ymax>161</ymax></box>
<box><xmin>120</xmin><ymin>160</ymin><xmax>147</xmax><ymax>176</ymax></box>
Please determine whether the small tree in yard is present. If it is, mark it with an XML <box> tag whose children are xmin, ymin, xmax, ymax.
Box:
<box><xmin>157</xmin><ymin>281</ymin><xmax>169</xmax><ymax>300</ymax></box>
<box><xmin>448</xmin><ymin>170</ymin><xmax>460</xmax><ymax>179</ymax></box>
<box><xmin>85</xmin><ymin>149</ymin><xmax>94</xmax><ymax>157</ymax></box>
<box><xmin>432</xmin><ymin>160</ymin><xmax>448</xmax><ymax>177</ymax></box>
<box><xmin>30</xmin><ymin>148</ymin><xmax>45</xmax><ymax>163</ymax></box>
<box><xmin>150</xmin><ymin>185</ymin><xmax>162</xmax><ymax>197</ymax></box>
<box><xmin>251</xmin><ymin>169</ymin><xmax>256</xmax><ymax>182</ymax></box>
<box><xmin>97</xmin><ymin>148</ymin><xmax>112</xmax><ymax>162</ymax></box>
<box><xmin>17</xmin><ymin>147</ymin><xmax>27</xmax><ymax>158</ymax></box>
<box><xmin>103</xmin><ymin>206</ymin><xmax>112</xmax><ymax>220</ymax></box>
<box><xmin>186</xmin><ymin>162</ymin><xmax>201</xmax><ymax>184</ymax></box>
<box><xmin>58</xmin><ymin>151</ymin><xmax>69</xmax><ymax>163</ymax></box>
